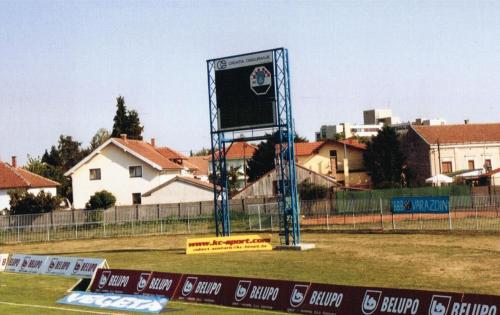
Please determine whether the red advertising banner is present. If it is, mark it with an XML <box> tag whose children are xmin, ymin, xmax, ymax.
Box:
<box><xmin>91</xmin><ymin>268</ymin><xmax>152</xmax><ymax>295</ymax></box>
<box><xmin>143</xmin><ymin>272</ymin><xmax>183</xmax><ymax>298</ymax></box>
<box><xmin>227</xmin><ymin>277</ymin><xmax>309</xmax><ymax>312</ymax></box>
<box><xmin>89</xmin><ymin>269</ymin><xmax>500</xmax><ymax>315</ymax></box>
<box><xmin>90</xmin><ymin>269</ymin><xmax>183</xmax><ymax>298</ymax></box>
<box><xmin>286</xmin><ymin>283</ymin><xmax>352</xmax><ymax>314</ymax></box>
<box><xmin>174</xmin><ymin>274</ymin><xmax>228</xmax><ymax>305</ymax></box>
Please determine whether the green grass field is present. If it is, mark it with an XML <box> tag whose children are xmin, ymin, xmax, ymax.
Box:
<box><xmin>1</xmin><ymin>231</ymin><xmax>500</xmax><ymax>314</ymax></box>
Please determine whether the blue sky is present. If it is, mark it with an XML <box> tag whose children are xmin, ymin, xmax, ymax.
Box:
<box><xmin>1</xmin><ymin>0</ymin><xmax>499</xmax><ymax>165</ymax></box>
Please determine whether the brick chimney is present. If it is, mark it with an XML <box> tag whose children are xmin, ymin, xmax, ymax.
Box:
<box><xmin>11</xmin><ymin>156</ymin><xmax>17</xmax><ymax>168</ymax></box>
<box><xmin>120</xmin><ymin>134</ymin><xmax>127</xmax><ymax>141</ymax></box>
<box><xmin>150</xmin><ymin>138</ymin><xmax>156</xmax><ymax>147</ymax></box>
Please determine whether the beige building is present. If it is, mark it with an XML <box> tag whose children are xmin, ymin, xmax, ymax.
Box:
<box><xmin>402</xmin><ymin>123</ymin><xmax>500</xmax><ymax>186</ymax></box>
<box><xmin>295</xmin><ymin>140</ymin><xmax>371</xmax><ymax>188</ymax></box>
<box><xmin>232</xmin><ymin>164</ymin><xmax>340</xmax><ymax>199</ymax></box>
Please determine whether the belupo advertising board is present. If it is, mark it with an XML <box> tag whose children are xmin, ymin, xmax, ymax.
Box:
<box><xmin>229</xmin><ymin>277</ymin><xmax>308</xmax><ymax>311</ymax></box>
<box><xmin>90</xmin><ymin>268</ymin><xmax>182</xmax><ymax>298</ymax></box>
<box><xmin>3</xmin><ymin>254</ymin><xmax>106</xmax><ymax>278</ymax></box>
<box><xmin>4</xmin><ymin>254</ymin><xmax>48</xmax><ymax>274</ymax></box>
<box><xmin>0</xmin><ymin>253</ymin><xmax>9</xmax><ymax>272</ymax></box>
<box><xmin>285</xmin><ymin>282</ymin><xmax>350</xmax><ymax>314</ymax></box>
<box><xmin>88</xmin><ymin>269</ymin><xmax>500</xmax><ymax>315</ymax></box>
<box><xmin>174</xmin><ymin>274</ymin><xmax>227</xmax><ymax>305</ymax></box>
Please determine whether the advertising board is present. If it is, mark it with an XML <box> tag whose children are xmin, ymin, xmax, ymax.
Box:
<box><xmin>212</xmin><ymin>50</ymin><xmax>277</xmax><ymax>131</ymax></box>
<box><xmin>4</xmin><ymin>254</ymin><xmax>47</xmax><ymax>274</ymax></box>
<box><xmin>0</xmin><ymin>253</ymin><xmax>9</xmax><ymax>272</ymax></box>
<box><xmin>3</xmin><ymin>254</ymin><xmax>106</xmax><ymax>278</ymax></box>
<box><xmin>90</xmin><ymin>268</ymin><xmax>182</xmax><ymax>298</ymax></box>
<box><xmin>174</xmin><ymin>274</ymin><xmax>227</xmax><ymax>305</ymax></box>
<box><xmin>392</xmin><ymin>196</ymin><xmax>450</xmax><ymax>214</ymax></box>
<box><xmin>186</xmin><ymin>234</ymin><xmax>273</xmax><ymax>254</ymax></box>
<box><xmin>58</xmin><ymin>292</ymin><xmax>168</xmax><ymax>314</ymax></box>
<box><xmin>85</xmin><ymin>268</ymin><xmax>500</xmax><ymax>315</ymax></box>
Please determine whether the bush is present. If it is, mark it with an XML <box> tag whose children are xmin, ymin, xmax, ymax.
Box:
<box><xmin>8</xmin><ymin>189</ymin><xmax>60</xmax><ymax>215</ymax></box>
<box><xmin>85</xmin><ymin>190</ymin><xmax>116</xmax><ymax>210</ymax></box>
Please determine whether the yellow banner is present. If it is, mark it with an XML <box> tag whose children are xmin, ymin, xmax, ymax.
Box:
<box><xmin>186</xmin><ymin>234</ymin><xmax>273</xmax><ymax>254</ymax></box>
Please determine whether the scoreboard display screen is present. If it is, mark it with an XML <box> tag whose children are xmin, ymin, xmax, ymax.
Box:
<box><xmin>214</xmin><ymin>50</ymin><xmax>277</xmax><ymax>131</ymax></box>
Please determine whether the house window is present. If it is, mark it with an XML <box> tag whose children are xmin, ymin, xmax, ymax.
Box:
<box><xmin>442</xmin><ymin>161</ymin><xmax>453</xmax><ymax>174</ymax></box>
<box><xmin>485</xmin><ymin>159</ymin><xmax>492</xmax><ymax>171</ymax></box>
<box><xmin>129</xmin><ymin>166</ymin><xmax>142</xmax><ymax>178</ymax></box>
<box><xmin>132</xmin><ymin>193</ymin><xmax>142</xmax><ymax>205</ymax></box>
<box><xmin>89</xmin><ymin>168</ymin><xmax>101</xmax><ymax>180</ymax></box>
<box><xmin>468</xmin><ymin>160</ymin><xmax>475</xmax><ymax>170</ymax></box>
<box><xmin>329</xmin><ymin>150</ymin><xmax>337</xmax><ymax>157</ymax></box>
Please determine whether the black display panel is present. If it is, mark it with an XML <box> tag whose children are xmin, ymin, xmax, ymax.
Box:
<box><xmin>214</xmin><ymin>50</ymin><xmax>277</xmax><ymax>131</ymax></box>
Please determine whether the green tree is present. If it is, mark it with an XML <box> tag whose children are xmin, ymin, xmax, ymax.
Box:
<box><xmin>227</xmin><ymin>166</ymin><xmax>243</xmax><ymax>197</ymax></box>
<box><xmin>192</xmin><ymin>147</ymin><xmax>211</xmax><ymax>157</ymax></box>
<box><xmin>57</xmin><ymin>135</ymin><xmax>85</xmax><ymax>171</ymax></box>
<box><xmin>246</xmin><ymin>132</ymin><xmax>308</xmax><ymax>182</ymax></box>
<box><xmin>85</xmin><ymin>190</ymin><xmax>116</xmax><ymax>210</ymax></box>
<box><xmin>8</xmin><ymin>190</ymin><xmax>60</xmax><ymax>215</ymax></box>
<box><xmin>363</xmin><ymin>125</ymin><xmax>407</xmax><ymax>188</ymax></box>
<box><xmin>26</xmin><ymin>135</ymin><xmax>86</xmax><ymax>203</ymax></box>
<box><xmin>111</xmin><ymin>96</ymin><xmax>143</xmax><ymax>140</ymax></box>
<box><xmin>89</xmin><ymin>128</ymin><xmax>111</xmax><ymax>151</ymax></box>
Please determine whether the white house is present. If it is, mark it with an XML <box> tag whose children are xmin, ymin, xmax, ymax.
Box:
<box><xmin>208</xmin><ymin>141</ymin><xmax>257</xmax><ymax>189</ymax></box>
<box><xmin>0</xmin><ymin>157</ymin><xmax>59</xmax><ymax>211</ymax></box>
<box><xmin>65</xmin><ymin>135</ymin><xmax>212</xmax><ymax>208</ymax></box>
<box><xmin>142</xmin><ymin>176</ymin><xmax>214</xmax><ymax>204</ymax></box>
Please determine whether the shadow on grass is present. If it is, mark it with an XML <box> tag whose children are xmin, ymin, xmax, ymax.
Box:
<box><xmin>47</xmin><ymin>248</ymin><xmax>186</xmax><ymax>255</ymax></box>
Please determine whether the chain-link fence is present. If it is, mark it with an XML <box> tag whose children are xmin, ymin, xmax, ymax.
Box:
<box><xmin>1</xmin><ymin>195</ymin><xmax>500</xmax><ymax>244</ymax></box>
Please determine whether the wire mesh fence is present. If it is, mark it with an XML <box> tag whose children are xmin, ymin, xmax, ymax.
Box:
<box><xmin>1</xmin><ymin>195</ymin><xmax>500</xmax><ymax>244</ymax></box>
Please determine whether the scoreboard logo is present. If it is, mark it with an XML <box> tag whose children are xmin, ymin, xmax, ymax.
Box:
<box><xmin>250</xmin><ymin>66</ymin><xmax>272</xmax><ymax>95</ymax></box>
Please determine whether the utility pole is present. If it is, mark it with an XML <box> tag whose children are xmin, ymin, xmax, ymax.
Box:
<box><xmin>437</xmin><ymin>139</ymin><xmax>442</xmax><ymax>174</ymax></box>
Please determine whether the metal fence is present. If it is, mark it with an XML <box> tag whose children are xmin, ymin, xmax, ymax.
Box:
<box><xmin>1</xmin><ymin>195</ymin><xmax>500</xmax><ymax>244</ymax></box>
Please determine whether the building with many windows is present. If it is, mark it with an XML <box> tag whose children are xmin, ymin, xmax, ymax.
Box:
<box><xmin>402</xmin><ymin>123</ymin><xmax>500</xmax><ymax>185</ymax></box>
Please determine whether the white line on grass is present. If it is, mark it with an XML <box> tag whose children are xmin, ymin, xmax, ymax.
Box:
<box><xmin>0</xmin><ymin>301</ymin><xmax>124</xmax><ymax>315</ymax></box>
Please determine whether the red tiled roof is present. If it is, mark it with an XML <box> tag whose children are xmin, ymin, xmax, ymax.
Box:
<box><xmin>294</xmin><ymin>142</ymin><xmax>324</xmax><ymax>156</ymax></box>
<box><xmin>114</xmin><ymin>138</ymin><xmax>183</xmax><ymax>170</ymax></box>
<box><xmin>0</xmin><ymin>162</ymin><xmax>60</xmax><ymax>190</ymax></box>
<box><xmin>156</xmin><ymin>147</ymin><xmax>187</xmax><ymax>160</ymax></box>
<box><xmin>156</xmin><ymin>147</ymin><xmax>199</xmax><ymax>170</ymax></box>
<box><xmin>338</xmin><ymin>139</ymin><xmax>367</xmax><ymax>150</ymax></box>
<box><xmin>211</xmin><ymin>141</ymin><xmax>257</xmax><ymax>160</ymax></box>
<box><xmin>226</xmin><ymin>142</ymin><xmax>257</xmax><ymax>159</ymax></box>
<box><xmin>294</xmin><ymin>140</ymin><xmax>366</xmax><ymax>157</ymax></box>
<box><xmin>412</xmin><ymin>123</ymin><xmax>500</xmax><ymax>145</ymax></box>
<box><xmin>187</xmin><ymin>156</ymin><xmax>210</xmax><ymax>176</ymax></box>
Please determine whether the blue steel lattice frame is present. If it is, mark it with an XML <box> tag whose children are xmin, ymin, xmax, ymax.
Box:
<box><xmin>273</xmin><ymin>48</ymin><xmax>300</xmax><ymax>245</ymax></box>
<box><xmin>206</xmin><ymin>48</ymin><xmax>300</xmax><ymax>244</ymax></box>
<box><xmin>207</xmin><ymin>60</ymin><xmax>230</xmax><ymax>236</ymax></box>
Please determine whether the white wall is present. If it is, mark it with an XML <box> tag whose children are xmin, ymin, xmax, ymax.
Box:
<box><xmin>71</xmin><ymin>144</ymin><xmax>180</xmax><ymax>209</ymax></box>
<box><xmin>0</xmin><ymin>190</ymin><xmax>9</xmax><ymax>210</ymax></box>
<box><xmin>143</xmin><ymin>181</ymin><xmax>213</xmax><ymax>204</ymax></box>
<box><xmin>429</xmin><ymin>143</ymin><xmax>500</xmax><ymax>176</ymax></box>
